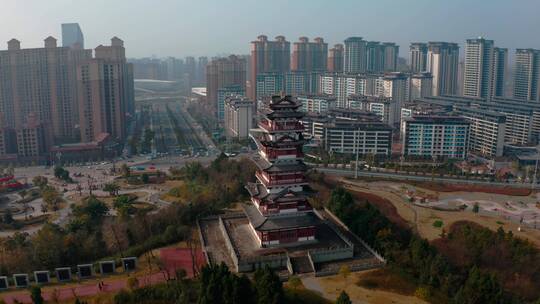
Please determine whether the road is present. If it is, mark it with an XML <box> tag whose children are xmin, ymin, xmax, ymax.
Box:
<box><xmin>315</xmin><ymin>167</ymin><xmax>540</xmax><ymax>189</ymax></box>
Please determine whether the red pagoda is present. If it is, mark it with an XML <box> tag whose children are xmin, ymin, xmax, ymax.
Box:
<box><xmin>245</xmin><ymin>95</ymin><xmax>319</xmax><ymax>248</ymax></box>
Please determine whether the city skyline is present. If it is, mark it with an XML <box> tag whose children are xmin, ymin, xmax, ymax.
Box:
<box><xmin>1</xmin><ymin>0</ymin><xmax>540</xmax><ymax>58</ymax></box>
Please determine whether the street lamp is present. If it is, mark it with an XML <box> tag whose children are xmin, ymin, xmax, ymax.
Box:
<box><xmin>532</xmin><ymin>145</ymin><xmax>539</xmax><ymax>190</ymax></box>
<box><xmin>354</xmin><ymin>127</ymin><xmax>360</xmax><ymax>179</ymax></box>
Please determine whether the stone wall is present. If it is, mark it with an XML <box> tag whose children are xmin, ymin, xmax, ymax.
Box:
<box><xmin>308</xmin><ymin>246</ymin><xmax>354</xmax><ymax>264</ymax></box>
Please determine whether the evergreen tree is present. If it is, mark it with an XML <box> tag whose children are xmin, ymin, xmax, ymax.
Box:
<box><xmin>30</xmin><ymin>286</ymin><xmax>44</xmax><ymax>304</ymax></box>
<box><xmin>254</xmin><ymin>266</ymin><xmax>284</xmax><ymax>304</ymax></box>
<box><xmin>335</xmin><ymin>291</ymin><xmax>352</xmax><ymax>304</ymax></box>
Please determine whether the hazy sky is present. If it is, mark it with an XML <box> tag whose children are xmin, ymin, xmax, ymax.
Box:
<box><xmin>1</xmin><ymin>0</ymin><xmax>539</xmax><ymax>58</ymax></box>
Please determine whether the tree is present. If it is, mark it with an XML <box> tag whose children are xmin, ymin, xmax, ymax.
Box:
<box><xmin>127</xmin><ymin>277</ymin><xmax>139</xmax><ymax>291</ymax></box>
<box><xmin>453</xmin><ymin>267</ymin><xmax>504</xmax><ymax>304</ymax></box>
<box><xmin>3</xmin><ymin>209</ymin><xmax>14</xmax><ymax>224</ymax></box>
<box><xmin>32</xmin><ymin>176</ymin><xmax>48</xmax><ymax>189</ymax></box>
<box><xmin>339</xmin><ymin>265</ymin><xmax>351</xmax><ymax>280</ymax></box>
<box><xmin>19</xmin><ymin>189</ymin><xmax>27</xmax><ymax>199</ymax></box>
<box><xmin>141</xmin><ymin>173</ymin><xmax>150</xmax><ymax>184</ymax></box>
<box><xmin>120</xmin><ymin>163</ymin><xmax>131</xmax><ymax>177</ymax></box>
<box><xmin>472</xmin><ymin>203</ymin><xmax>479</xmax><ymax>213</ymax></box>
<box><xmin>42</xmin><ymin>186</ymin><xmax>61</xmax><ymax>211</ymax></box>
<box><xmin>72</xmin><ymin>195</ymin><xmax>109</xmax><ymax>222</ymax></box>
<box><xmin>30</xmin><ymin>286</ymin><xmax>44</xmax><ymax>304</ymax></box>
<box><xmin>414</xmin><ymin>286</ymin><xmax>431</xmax><ymax>300</ymax></box>
<box><xmin>254</xmin><ymin>265</ymin><xmax>284</xmax><ymax>304</ymax></box>
<box><xmin>54</xmin><ymin>166</ymin><xmax>70</xmax><ymax>182</ymax></box>
<box><xmin>103</xmin><ymin>183</ymin><xmax>120</xmax><ymax>196</ymax></box>
<box><xmin>287</xmin><ymin>275</ymin><xmax>301</xmax><ymax>291</ymax></box>
<box><xmin>335</xmin><ymin>291</ymin><xmax>352</xmax><ymax>304</ymax></box>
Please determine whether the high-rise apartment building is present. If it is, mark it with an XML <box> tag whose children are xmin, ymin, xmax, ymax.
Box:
<box><xmin>291</xmin><ymin>37</ymin><xmax>327</xmax><ymax>72</ymax></box>
<box><xmin>409</xmin><ymin>72</ymin><xmax>433</xmax><ymax>100</ymax></box>
<box><xmin>327</xmin><ymin>44</ymin><xmax>344</xmax><ymax>72</ymax></box>
<box><xmin>184</xmin><ymin>56</ymin><xmax>196</xmax><ymax>88</ymax></box>
<box><xmin>344</xmin><ymin>37</ymin><xmax>367</xmax><ymax>73</ymax></box>
<box><xmin>381</xmin><ymin>72</ymin><xmax>408</xmax><ymax>106</ymax></box>
<box><xmin>77</xmin><ymin>37</ymin><xmax>133</xmax><ymax>143</ymax></box>
<box><xmin>0</xmin><ymin>37</ymin><xmax>92</xmax><ymax>146</ymax></box>
<box><xmin>427</xmin><ymin>42</ymin><xmax>459</xmax><ymax>96</ymax></box>
<box><xmin>514</xmin><ymin>49</ymin><xmax>540</xmax><ymax>102</ymax></box>
<box><xmin>61</xmin><ymin>23</ymin><xmax>84</xmax><ymax>49</ymax></box>
<box><xmin>366</xmin><ymin>41</ymin><xmax>383</xmax><ymax>72</ymax></box>
<box><xmin>409</xmin><ymin>43</ymin><xmax>428</xmax><ymax>73</ymax></box>
<box><xmin>196</xmin><ymin>56</ymin><xmax>208</xmax><ymax>85</ymax></box>
<box><xmin>382</xmin><ymin>42</ymin><xmax>399</xmax><ymax>71</ymax></box>
<box><xmin>0</xmin><ymin>36</ymin><xmax>133</xmax><ymax>162</ymax></box>
<box><xmin>206</xmin><ymin>55</ymin><xmax>247</xmax><ymax>119</ymax></box>
<box><xmin>249</xmin><ymin>35</ymin><xmax>290</xmax><ymax>99</ymax></box>
<box><xmin>463</xmin><ymin>38</ymin><xmax>506</xmax><ymax>100</ymax></box>
<box><xmin>365</xmin><ymin>42</ymin><xmax>398</xmax><ymax>72</ymax></box>
<box><xmin>493</xmin><ymin>48</ymin><xmax>508</xmax><ymax>98</ymax></box>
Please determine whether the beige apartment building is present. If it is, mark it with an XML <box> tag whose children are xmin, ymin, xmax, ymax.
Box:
<box><xmin>224</xmin><ymin>96</ymin><xmax>253</xmax><ymax>139</ymax></box>
<box><xmin>0</xmin><ymin>36</ymin><xmax>133</xmax><ymax>163</ymax></box>
<box><xmin>78</xmin><ymin>37</ymin><xmax>130</xmax><ymax>143</ymax></box>
<box><xmin>0</xmin><ymin>37</ymin><xmax>92</xmax><ymax>144</ymax></box>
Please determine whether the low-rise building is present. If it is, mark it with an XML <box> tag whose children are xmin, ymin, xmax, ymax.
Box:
<box><xmin>454</xmin><ymin>107</ymin><xmax>506</xmax><ymax>157</ymax></box>
<box><xmin>401</xmin><ymin>116</ymin><xmax>470</xmax><ymax>159</ymax></box>
<box><xmin>417</xmin><ymin>95</ymin><xmax>533</xmax><ymax>147</ymax></box>
<box><xmin>302</xmin><ymin>112</ymin><xmax>392</xmax><ymax>155</ymax></box>
<box><xmin>324</xmin><ymin>119</ymin><xmax>393</xmax><ymax>155</ymax></box>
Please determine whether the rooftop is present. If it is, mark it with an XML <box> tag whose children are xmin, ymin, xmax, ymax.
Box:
<box><xmin>243</xmin><ymin>204</ymin><xmax>321</xmax><ymax>231</ymax></box>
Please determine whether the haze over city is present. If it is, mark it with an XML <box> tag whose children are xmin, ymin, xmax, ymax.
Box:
<box><xmin>2</xmin><ymin>0</ymin><xmax>540</xmax><ymax>57</ymax></box>
<box><xmin>2</xmin><ymin>1</ymin><xmax>540</xmax><ymax>303</ymax></box>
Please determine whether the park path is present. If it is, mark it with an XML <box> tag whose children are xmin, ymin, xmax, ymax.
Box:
<box><xmin>1</xmin><ymin>248</ymin><xmax>205</xmax><ymax>304</ymax></box>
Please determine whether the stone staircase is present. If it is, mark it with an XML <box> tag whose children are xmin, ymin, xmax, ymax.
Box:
<box><xmin>290</xmin><ymin>256</ymin><xmax>314</xmax><ymax>274</ymax></box>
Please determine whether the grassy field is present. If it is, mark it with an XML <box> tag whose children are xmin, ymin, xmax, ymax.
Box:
<box><xmin>317</xmin><ymin>270</ymin><xmax>428</xmax><ymax>304</ymax></box>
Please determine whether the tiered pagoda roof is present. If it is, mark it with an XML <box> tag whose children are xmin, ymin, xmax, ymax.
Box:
<box><xmin>251</xmin><ymin>155</ymin><xmax>307</xmax><ymax>173</ymax></box>
<box><xmin>242</xmin><ymin>204</ymin><xmax>320</xmax><ymax>231</ymax></box>
<box><xmin>246</xmin><ymin>182</ymin><xmax>312</xmax><ymax>203</ymax></box>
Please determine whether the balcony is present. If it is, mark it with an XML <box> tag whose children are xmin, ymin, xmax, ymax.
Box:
<box><xmin>257</xmin><ymin>172</ymin><xmax>307</xmax><ymax>186</ymax></box>
<box><xmin>262</xmin><ymin>148</ymin><xmax>304</xmax><ymax>160</ymax></box>
<box><xmin>259</xmin><ymin>120</ymin><xmax>304</xmax><ymax>132</ymax></box>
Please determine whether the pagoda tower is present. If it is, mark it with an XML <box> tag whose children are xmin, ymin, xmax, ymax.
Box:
<box><xmin>245</xmin><ymin>95</ymin><xmax>319</xmax><ymax>247</ymax></box>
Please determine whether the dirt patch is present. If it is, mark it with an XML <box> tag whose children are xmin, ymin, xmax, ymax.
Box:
<box><xmin>357</xmin><ymin>268</ymin><xmax>417</xmax><ymax>296</ymax></box>
<box><xmin>317</xmin><ymin>270</ymin><xmax>428</xmax><ymax>304</ymax></box>
<box><xmin>407</xmin><ymin>181</ymin><xmax>532</xmax><ymax>196</ymax></box>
